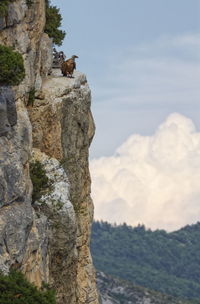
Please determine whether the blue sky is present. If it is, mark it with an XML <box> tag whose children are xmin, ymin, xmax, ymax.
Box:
<box><xmin>52</xmin><ymin>0</ymin><xmax>200</xmax><ymax>158</ymax></box>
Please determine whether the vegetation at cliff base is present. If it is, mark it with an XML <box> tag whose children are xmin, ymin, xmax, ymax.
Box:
<box><xmin>0</xmin><ymin>44</ymin><xmax>25</xmax><ymax>85</ymax></box>
<box><xmin>44</xmin><ymin>0</ymin><xmax>66</xmax><ymax>46</ymax></box>
<box><xmin>30</xmin><ymin>160</ymin><xmax>51</xmax><ymax>203</ymax></box>
<box><xmin>0</xmin><ymin>270</ymin><xmax>56</xmax><ymax>304</ymax></box>
<box><xmin>91</xmin><ymin>221</ymin><xmax>200</xmax><ymax>301</ymax></box>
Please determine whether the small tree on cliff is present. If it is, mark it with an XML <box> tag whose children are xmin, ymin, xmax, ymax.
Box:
<box><xmin>44</xmin><ymin>0</ymin><xmax>66</xmax><ymax>46</ymax></box>
<box><xmin>0</xmin><ymin>44</ymin><xmax>25</xmax><ymax>86</ymax></box>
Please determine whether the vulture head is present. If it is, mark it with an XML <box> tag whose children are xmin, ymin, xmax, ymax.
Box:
<box><xmin>72</xmin><ymin>55</ymin><xmax>79</xmax><ymax>59</ymax></box>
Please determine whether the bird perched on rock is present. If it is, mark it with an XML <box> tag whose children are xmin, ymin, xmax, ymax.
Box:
<box><xmin>61</xmin><ymin>55</ymin><xmax>78</xmax><ymax>78</ymax></box>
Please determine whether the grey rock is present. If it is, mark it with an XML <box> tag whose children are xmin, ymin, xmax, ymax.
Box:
<box><xmin>0</xmin><ymin>87</ymin><xmax>16</xmax><ymax>137</ymax></box>
<box><xmin>0</xmin><ymin>16</ymin><xmax>6</xmax><ymax>30</ymax></box>
<box><xmin>40</xmin><ymin>33</ymin><xmax>53</xmax><ymax>77</ymax></box>
<box><xmin>0</xmin><ymin>201</ymin><xmax>33</xmax><ymax>270</ymax></box>
<box><xmin>0</xmin><ymin>98</ymin><xmax>11</xmax><ymax>136</ymax></box>
<box><xmin>97</xmin><ymin>271</ymin><xmax>187</xmax><ymax>304</ymax></box>
<box><xmin>2</xmin><ymin>87</ymin><xmax>17</xmax><ymax>126</ymax></box>
<box><xmin>7</xmin><ymin>1</ymin><xmax>26</xmax><ymax>27</ymax></box>
<box><xmin>21</xmin><ymin>212</ymin><xmax>50</xmax><ymax>286</ymax></box>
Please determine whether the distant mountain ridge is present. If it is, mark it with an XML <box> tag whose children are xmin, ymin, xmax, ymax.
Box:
<box><xmin>91</xmin><ymin>221</ymin><xmax>200</xmax><ymax>301</ymax></box>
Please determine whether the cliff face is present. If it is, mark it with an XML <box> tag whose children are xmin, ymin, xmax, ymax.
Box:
<box><xmin>0</xmin><ymin>1</ymin><xmax>98</xmax><ymax>303</ymax></box>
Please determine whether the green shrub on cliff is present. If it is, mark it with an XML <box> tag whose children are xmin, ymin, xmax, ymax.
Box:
<box><xmin>0</xmin><ymin>44</ymin><xmax>25</xmax><ymax>85</ymax></box>
<box><xmin>0</xmin><ymin>270</ymin><xmax>56</xmax><ymax>304</ymax></box>
<box><xmin>26</xmin><ymin>0</ymin><xmax>33</xmax><ymax>8</ymax></box>
<box><xmin>0</xmin><ymin>0</ymin><xmax>10</xmax><ymax>17</ymax></box>
<box><xmin>44</xmin><ymin>0</ymin><xmax>66</xmax><ymax>46</ymax></box>
<box><xmin>30</xmin><ymin>160</ymin><xmax>52</xmax><ymax>203</ymax></box>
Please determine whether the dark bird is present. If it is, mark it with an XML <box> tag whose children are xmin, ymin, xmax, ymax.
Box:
<box><xmin>61</xmin><ymin>55</ymin><xmax>78</xmax><ymax>78</ymax></box>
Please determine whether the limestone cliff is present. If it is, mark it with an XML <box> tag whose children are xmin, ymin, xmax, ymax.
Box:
<box><xmin>0</xmin><ymin>1</ymin><xmax>99</xmax><ymax>303</ymax></box>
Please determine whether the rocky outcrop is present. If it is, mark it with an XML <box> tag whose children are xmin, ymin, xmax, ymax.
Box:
<box><xmin>28</xmin><ymin>70</ymin><xmax>98</xmax><ymax>303</ymax></box>
<box><xmin>0</xmin><ymin>1</ymin><xmax>98</xmax><ymax>303</ymax></box>
<box><xmin>97</xmin><ymin>271</ymin><xmax>188</xmax><ymax>304</ymax></box>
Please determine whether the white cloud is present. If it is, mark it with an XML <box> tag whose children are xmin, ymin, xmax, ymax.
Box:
<box><xmin>90</xmin><ymin>113</ymin><xmax>200</xmax><ymax>231</ymax></box>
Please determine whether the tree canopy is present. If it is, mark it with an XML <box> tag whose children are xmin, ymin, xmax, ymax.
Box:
<box><xmin>44</xmin><ymin>0</ymin><xmax>66</xmax><ymax>46</ymax></box>
<box><xmin>0</xmin><ymin>44</ymin><xmax>25</xmax><ymax>86</ymax></box>
<box><xmin>91</xmin><ymin>221</ymin><xmax>200</xmax><ymax>301</ymax></box>
<box><xmin>0</xmin><ymin>270</ymin><xmax>56</xmax><ymax>304</ymax></box>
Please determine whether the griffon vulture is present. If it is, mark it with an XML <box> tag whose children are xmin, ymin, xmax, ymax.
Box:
<box><xmin>61</xmin><ymin>55</ymin><xmax>78</xmax><ymax>78</ymax></box>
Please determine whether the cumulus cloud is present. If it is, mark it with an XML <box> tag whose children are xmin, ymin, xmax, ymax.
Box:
<box><xmin>90</xmin><ymin>113</ymin><xmax>200</xmax><ymax>231</ymax></box>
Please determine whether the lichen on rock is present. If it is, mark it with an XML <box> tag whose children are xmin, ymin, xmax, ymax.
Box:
<box><xmin>31</xmin><ymin>148</ymin><xmax>75</xmax><ymax>218</ymax></box>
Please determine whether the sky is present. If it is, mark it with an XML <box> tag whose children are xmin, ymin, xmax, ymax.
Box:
<box><xmin>51</xmin><ymin>0</ymin><xmax>200</xmax><ymax>230</ymax></box>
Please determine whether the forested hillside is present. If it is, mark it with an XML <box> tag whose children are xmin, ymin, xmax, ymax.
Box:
<box><xmin>91</xmin><ymin>221</ymin><xmax>200</xmax><ymax>301</ymax></box>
